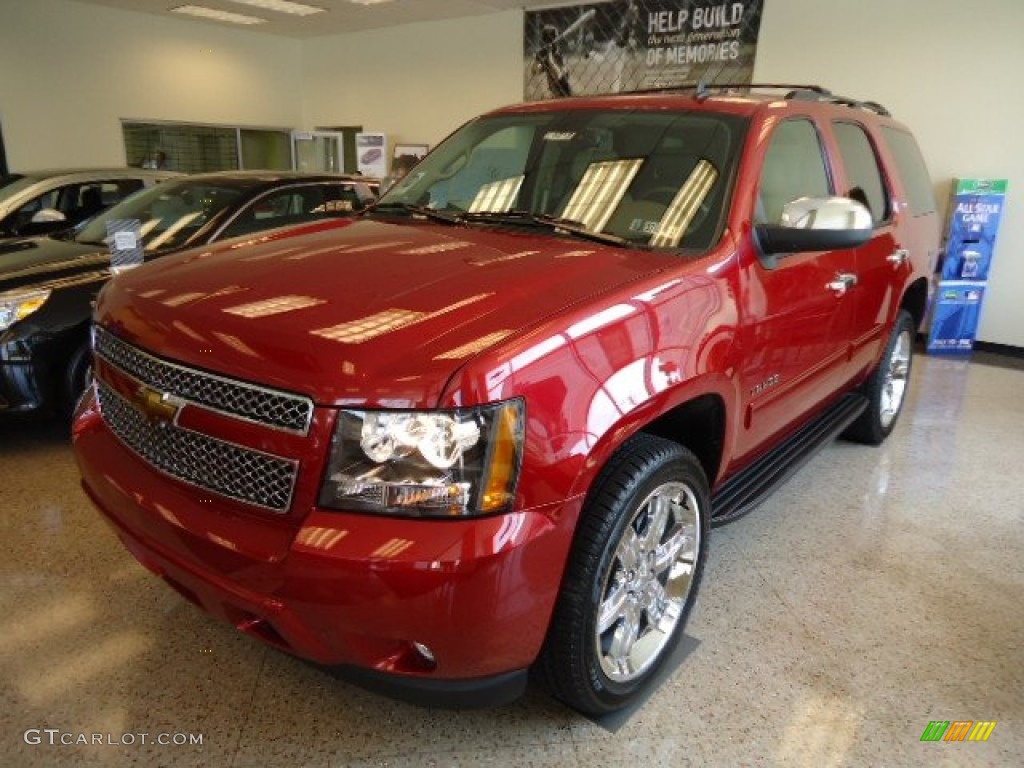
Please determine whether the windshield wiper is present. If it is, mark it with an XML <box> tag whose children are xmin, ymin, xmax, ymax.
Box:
<box><xmin>367</xmin><ymin>201</ymin><xmax>463</xmax><ymax>226</ymax></box>
<box><xmin>462</xmin><ymin>210</ymin><xmax>634</xmax><ymax>248</ymax></box>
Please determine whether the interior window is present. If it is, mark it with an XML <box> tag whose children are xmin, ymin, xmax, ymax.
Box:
<box><xmin>75</xmin><ymin>180</ymin><xmax>244</xmax><ymax>253</ymax></box>
<box><xmin>108</xmin><ymin>179</ymin><xmax>144</xmax><ymax>204</ymax></box>
<box><xmin>428</xmin><ymin>125</ymin><xmax>535</xmax><ymax>212</ymax></box>
<box><xmin>382</xmin><ymin>110</ymin><xmax>746</xmax><ymax>251</ymax></box>
<box><xmin>757</xmin><ymin>119</ymin><xmax>831</xmax><ymax>224</ymax></box>
<box><xmin>61</xmin><ymin>183</ymin><xmax>106</xmax><ymax>220</ymax></box>
<box><xmin>12</xmin><ymin>189</ymin><xmax>58</xmax><ymax>226</ymax></box>
<box><xmin>220</xmin><ymin>185</ymin><xmax>354</xmax><ymax>239</ymax></box>
<box><xmin>832</xmin><ymin>122</ymin><xmax>889</xmax><ymax>224</ymax></box>
<box><xmin>313</xmin><ymin>182</ymin><xmax>373</xmax><ymax>213</ymax></box>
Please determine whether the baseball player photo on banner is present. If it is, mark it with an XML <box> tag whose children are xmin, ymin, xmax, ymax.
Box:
<box><xmin>524</xmin><ymin>0</ymin><xmax>764</xmax><ymax>100</ymax></box>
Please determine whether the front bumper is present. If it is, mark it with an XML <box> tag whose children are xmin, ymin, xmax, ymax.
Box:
<box><xmin>0</xmin><ymin>357</ymin><xmax>48</xmax><ymax>414</ymax></box>
<box><xmin>0</xmin><ymin>327</ymin><xmax>72</xmax><ymax>415</ymax></box>
<box><xmin>73</xmin><ymin>388</ymin><xmax>580</xmax><ymax>705</ymax></box>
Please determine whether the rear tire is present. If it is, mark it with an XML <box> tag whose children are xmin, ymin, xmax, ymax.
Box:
<box><xmin>536</xmin><ymin>434</ymin><xmax>710</xmax><ymax>715</ymax></box>
<box><xmin>844</xmin><ymin>309</ymin><xmax>913</xmax><ymax>445</ymax></box>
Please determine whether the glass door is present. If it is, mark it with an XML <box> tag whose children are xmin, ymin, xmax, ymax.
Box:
<box><xmin>292</xmin><ymin>131</ymin><xmax>345</xmax><ymax>173</ymax></box>
<box><xmin>240</xmin><ymin>129</ymin><xmax>292</xmax><ymax>171</ymax></box>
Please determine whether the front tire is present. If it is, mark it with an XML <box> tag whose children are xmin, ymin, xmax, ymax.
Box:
<box><xmin>844</xmin><ymin>309</ymin><xmax>914</xmax><ymax>445</ymax></box>
<box><xmin>537</xmin><ymin>434</ymin><xmax>710</xmax><ymax>715</ymax></box>
<box><xmin>61</xmin><ymin>342</ymin><xmax>93</xmax><ymax>420</ymax></box>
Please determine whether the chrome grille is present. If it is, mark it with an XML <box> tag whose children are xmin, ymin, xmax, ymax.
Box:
<box><xmin>93</xmin><ymin>326</ymin><xmax>312</xmax><ymax>433</ymax></box>
<box><xmin>96</xmin><ymin>381</ymin><xmax>297</xmax><ymax>513</ymax></box>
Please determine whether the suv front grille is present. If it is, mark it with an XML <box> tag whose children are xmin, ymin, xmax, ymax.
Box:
<box><xmin>93</xmin><ymin>326</ymin><xmax>312</xmax><ymax>434</ymax></box>
<box><xmin>96</xmin><ymin>381</ymin><xmax>298</xmax><ymax>513</ymax></box>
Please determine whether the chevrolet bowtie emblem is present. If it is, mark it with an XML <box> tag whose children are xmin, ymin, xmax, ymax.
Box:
<box><xmin>131</xmin><ymin>384</ymin><xmax>183</xmax><ymax>425</ymax></box>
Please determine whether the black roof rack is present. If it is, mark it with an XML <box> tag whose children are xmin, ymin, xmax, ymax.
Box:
<box><xmin>619</xmin><ymin>82</ymin><xmax>891</xmax><ymax>117</ymax></box>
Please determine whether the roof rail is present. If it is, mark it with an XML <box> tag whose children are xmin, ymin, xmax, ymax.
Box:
<box><xmin>620</xmin><ymin>82</ymin><xmax>830</xmax><ymax>97</ymax></box>
<box><xmin>618</xmin><ymin>82</ymin><xmax>891</xmax><ymax>117</ymax></box>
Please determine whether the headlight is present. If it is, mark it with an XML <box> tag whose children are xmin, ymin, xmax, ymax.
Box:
<box><xmin>0</xmin><ymin>289</ymin><xmax>51</xmax><ymax>332</ymax></box>
<box><xmin>319</xmin><ymin>399</ymin><xmax>525</xmax><ymax>517</ymax></box>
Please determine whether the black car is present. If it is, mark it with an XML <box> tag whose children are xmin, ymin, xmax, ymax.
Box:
<box><xmin>0</xmin><ymin>171</ymin><xmax>377</xmax><ymax>417</ymax></box>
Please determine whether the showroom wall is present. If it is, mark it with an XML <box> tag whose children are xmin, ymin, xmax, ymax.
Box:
<box><xmin>299</xmin><ymin>0</ymin><xmax>1023</xmax><ymax>348</ymax></box>
<box><xmin>0</xmin><ymin>0</ymin><xmax>1020</xmax><ymax>348</ymax></box>
<box><xmin>752</xmin><ymin>0</ymin><xmax>1024</xmax><ymax>351</ymax></box>
<box><xmin>0</xmin><ymin>0</ymin><xmax>302</xmax><ymax>170</ymax></box>
<box><xmin>301</xmin><ymin>11</ymin><xmax>523</xmax><ymax>147</ymax></box>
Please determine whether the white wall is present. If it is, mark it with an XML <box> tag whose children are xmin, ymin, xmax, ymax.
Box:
<box><xmin>1</xmin><ymin>0</ymin><xmax>1021</xmax><ymax>346</ymax></box>
<box><xmin>0</xmin><ymin>0</ymin><xmax>302</xmax><ymax>169</ymax></box>
<box><xmin>300</xmin><ymin>11</ymin><xmax>523</xmax><ymax>148</ymax></box>
<box><xmin>753</xmin><ymin>0</ymin><xmax>1024</xmax><ymax>347</ymax></box>
<box><xmin>297</xmin><ymin>1</ymin><xmax>1023</xmax><ymax>347</ymax></box>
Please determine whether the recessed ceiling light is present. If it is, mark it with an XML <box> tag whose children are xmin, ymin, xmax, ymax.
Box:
<box><xmin>170</xmin><ymin>5</ymin><xmax>267</xmax><ymax>24</ymax></box>
<box><xmin>348</xmin><ymin>0</ymin><xmax>396</xmax><ymax>6</ymax></box>
<box><xmin>224</xmin><ymin>0</ymin><xmax>326</xmax><ymax>16</ymax></box>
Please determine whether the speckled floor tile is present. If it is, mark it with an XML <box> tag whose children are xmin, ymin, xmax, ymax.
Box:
<box><xmin>327</xmin><ymin>740</ymin><xmax>580</xmax><ymax>768</ymax></box>
<box><xmin>229</xmin><ymin>653</ymin><xmax>575</xmax><ymax>765</ymax></box>
<box><xmin>2</xmin><ymin>355</ymin><xmax>1022</xmax><ymax>767</ymax></box>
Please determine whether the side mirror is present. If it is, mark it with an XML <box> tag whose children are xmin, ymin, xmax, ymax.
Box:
<box><xmin>756</xmin><ymin>196</ymin><xmax>873</xmax><ymax>255</ymax></box>
<box><xmin>30</xmin><ymin>208</ymin><xmax>68</xmax><ymax>225</ymax></box>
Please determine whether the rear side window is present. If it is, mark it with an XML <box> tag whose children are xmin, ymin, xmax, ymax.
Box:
<box><xmin>757</xmin><ymin>119</ymin><xmax>831</xmax><ymax>224</ymax></box>
<box><xmin>832</xmin><ymin>122</ymin><xmax>890</xmax><ymax>225</ymax></box>
<box><xmin>880</xmin><ymin>127</ymin><xmax>936</xmax><ymax>216</ymax></box>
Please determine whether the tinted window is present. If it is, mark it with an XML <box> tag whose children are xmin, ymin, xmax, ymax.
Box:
<box><xmin>757</xmin><ymin>120</ymin><xmax>831</xmax><ymax>224</ymax></box>
<box><xmin>381</xmin><ymin>109</ymin><xmax>747</xmax><ymax>250</ymax></box>
<box><xmin>833</xmin><ymin>122</ymin><xmax>889</xmax><ymax>224</ymax></box>
<box><xmin>220</xmin><ymin>183</ymin><xmax>366</xmax><ymax>239</ymax></box>
<box><xmin>880</xmin><ymin>127</ymin><xmax>936</xmax><ymax>216</ymax></box>
<box><xmin>76</xmin><ymin>179</ymin><xmax>245</xmax><ymax>252</ymax></box>
<box><xmin>11</xmin><ymin>189</ymin><xmax>58</xmax><ymax>225</ymax></box>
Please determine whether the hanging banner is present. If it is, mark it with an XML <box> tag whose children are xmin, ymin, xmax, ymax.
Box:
<box><xmin>524</xmin><ymin>1</ymin><xmax>764</xmax><ymax>101</ymax></box>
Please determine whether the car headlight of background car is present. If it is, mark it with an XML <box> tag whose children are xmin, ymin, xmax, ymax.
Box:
<box><xmin>0</xmin><ymin>289</ymin><xmax>51</xmax><ymax>332</ymax></box>
<box><xmin>319</xmin><ymin>399</ymin><xmax>525</xmax><ymax>517</ymax></box>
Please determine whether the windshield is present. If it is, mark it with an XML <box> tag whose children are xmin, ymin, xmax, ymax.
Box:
<box><xmin>75</xmin><ymin>179</ymin><xmax>245</xmax><ymax>252</ymax></box>
<box><xmin>378</xmin><ymin>109</ymin><xmax>747</xmax><ymax>250</ymax></box>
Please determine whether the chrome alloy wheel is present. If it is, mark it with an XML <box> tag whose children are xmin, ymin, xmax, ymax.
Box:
<box><xmin>595</xmin><ymin>481</ymin><xmax>701</xmax><ymax>683</ymax></box>
<box><xmin>880</xmin><ymin>328</ymin><xmax>912</xmax><ymax>429</ymax></box>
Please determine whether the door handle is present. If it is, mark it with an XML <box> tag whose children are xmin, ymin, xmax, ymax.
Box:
<box><xmin>826</xmin><ymin>273</ymin><xmax>857</xmax><ymax>297</ymax></box>
<box><xmin>887</xmin><ymin>248</ymin><xmax>910</xmax><ymax>267</ymax></box>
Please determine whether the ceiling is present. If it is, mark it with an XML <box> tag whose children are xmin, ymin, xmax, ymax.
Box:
<box><xmin>71</xmin><ymin>0</ymin><xmax>570</xmax><ymax>37</ymax></box>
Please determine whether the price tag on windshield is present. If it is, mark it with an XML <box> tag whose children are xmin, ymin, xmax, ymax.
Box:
<box><xmin>106</xmin><ymin>219</ymin><xmax>144</xmax><ymax>271</ymax></box>
<box><xmin>113</xmin><ymin>231</ymin><xmax>137</xmax><ymax>251</ymax></box>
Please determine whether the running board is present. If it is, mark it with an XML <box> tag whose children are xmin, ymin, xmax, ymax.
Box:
<box><xmin>711</xmin><ymin>393</ymin><xmax>868</xmax><ymax>527</ymax></box>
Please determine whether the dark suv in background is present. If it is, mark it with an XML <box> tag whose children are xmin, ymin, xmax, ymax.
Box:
<box><xmin>1</xmin><ymin>171</ymin><xmax>377</xmax><ymax>418</ymax></box>
<box><xmin>74</xmin><ymin>86</ymin><xmax>938</xmax><ymax>714</ymax></box>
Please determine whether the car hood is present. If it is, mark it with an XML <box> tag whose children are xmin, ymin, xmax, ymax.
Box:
<box><xmin>98</xmin><ymin>220</ymin><xmax>669</xmax><ymax>407</ymax></box>
<box><xmin>0</xmin><ymin>236</ymin><xmax>108</xmax><ymax>294</ymax></box>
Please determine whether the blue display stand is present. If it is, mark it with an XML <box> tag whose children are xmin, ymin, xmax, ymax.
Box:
<box><xmin>928</xmin><ymin>178</ymin><xmax>1007</xmax><ymax>354</ymax></box>
<box><xmin>927</xmin><ymin>281</ymin><xmax>986</xmax><ymax>353</ymax></box>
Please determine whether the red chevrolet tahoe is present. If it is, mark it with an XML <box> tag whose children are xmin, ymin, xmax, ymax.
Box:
<box><xmin>73</xmin><ymin>86</ymin><xmax>939</xmax><ymax>715</ymax></box>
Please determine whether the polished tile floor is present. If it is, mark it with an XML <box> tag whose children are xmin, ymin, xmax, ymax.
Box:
<box><xmin>2</xmin><ymin>353</ymin><xmax>1021</xmax><ymax>767</ymax></box>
